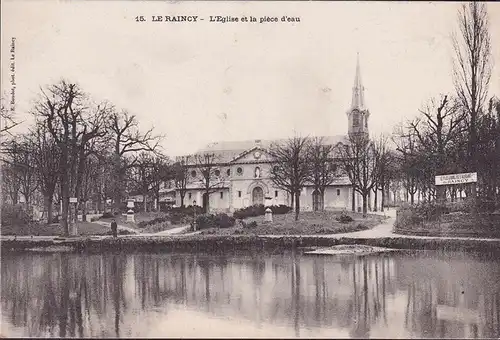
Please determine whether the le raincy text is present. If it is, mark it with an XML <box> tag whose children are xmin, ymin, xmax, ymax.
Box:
<box><xmin>136</xmin><ymin>15</ymin><xmax>300</xmax><ymax>24</ymax></box>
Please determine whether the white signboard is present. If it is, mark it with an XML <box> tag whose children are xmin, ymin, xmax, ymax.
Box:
<box><xmin>435</xmin><ymin>172</ymin><xmax>477</xmax><ymax>186</ymax></box>
<box><xmin>69</xmin><ymin>197</ymin><xmax>78</xmax><ymax>203</ymax></box>
<box><xmin>127</xmin><ymin>199</ymin><xmax>135</xmax><ymax>208</ymax></box>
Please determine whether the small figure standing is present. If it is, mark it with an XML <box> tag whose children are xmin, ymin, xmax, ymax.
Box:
<box><xmin>111</xmin><ymin>219</ymin><xmax>118</xmax><ymax>238</ymax></box>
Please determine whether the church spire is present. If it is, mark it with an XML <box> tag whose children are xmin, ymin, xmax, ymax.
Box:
<box><xmin>351</xmin><ymin>53</ymin><xmax>365</xmax><ymax>110</ymax></box>
<box><xmin>347</xmin><ymin>53</ymin><xmax>370</xmax><ymax>137</ymax></box>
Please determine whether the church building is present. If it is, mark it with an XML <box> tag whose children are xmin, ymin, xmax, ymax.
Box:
<box><xmin>174</xmin><ymin>56</ymin><xmax>381</xmax><ymax>213</ymax></box>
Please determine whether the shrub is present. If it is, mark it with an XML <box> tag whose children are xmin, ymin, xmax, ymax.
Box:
<box><xmin>169</xmin><ymin>205</ymin><xmax>203</xmax><ymax>224</ymax></box>
<box><xmin>233</xmin><ymin>204</ymin><xmax>265</xmax><ymax>219</ymax></box>
<box><xmin>196</xmin><ymin>213</ymin><xmax>235</xmax><ymax>229</ymax></box>
<box><xmin>137</xmin><ymin>216</ymin><xmax>170</xmax><ymax>228</ymax></box>
<box><xmin>101</xmin><ymin>212</ymin><xmax>114</xmax><ymax>219</ymax></box>
<box><xmin>395</xmin><ymin>202</ymin><xmax>450</xmax><ymax>228</ymax></box>
<box><xmin>241</xmin><ymin>220</ymin><xmax>258</xmax><ymax>229</ymax></box>
<box><xmin>105</xmin><ymin>229</ymin><xmax>136</xmax><ymax>236</ymax></box>
<box><xmin>1</xmin><ymin>204</ymin><xmax>32</xmax><ymax>226</ymax></box>
<box><xmin>336</xmin><ymin>211</ymin><xmax>353</xmax><ymax>224</ymax></box>
<box><xmin>233</xmin><ymin>204</ymin><xmax>291</xmax><ymax>219</ymax></box>
<box><xmin>271</xmin><ymin>204</ymin><xmax>292</xmax><ymax>215</ymax></box>
<box><xmin>416</xmin><ymin>201</ymin><xmax>450</xmax><ymax>221</ymax></box>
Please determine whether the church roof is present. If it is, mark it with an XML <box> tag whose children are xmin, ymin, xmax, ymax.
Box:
<box><xmin>193</xmin><ymin>135</ymin><xmax>347</xmax><ymax>164</ymax></box>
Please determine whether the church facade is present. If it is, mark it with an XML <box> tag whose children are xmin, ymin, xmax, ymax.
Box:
<box><xmin>174</xmin><ymin>56</ymin><xmax>382</xmax><ymax>213</ymax></box>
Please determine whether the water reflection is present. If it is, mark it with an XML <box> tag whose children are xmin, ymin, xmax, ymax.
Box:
<box><xmin>1</xmin><ymin>251</ymin><xmax>499</xmax><ymax>338</ymax></box>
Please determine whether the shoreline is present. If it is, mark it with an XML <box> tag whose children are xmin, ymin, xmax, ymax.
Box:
<box><xmin>2</xmin><ymin>234</ymin><xmax>500</xmax><ymax>255</ymax></box>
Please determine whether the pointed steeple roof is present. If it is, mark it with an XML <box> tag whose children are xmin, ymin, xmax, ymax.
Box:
<box><xmin>351</xmin><ymin>53</ymin><xmax>366</xmax><ymax>111</ymax></box>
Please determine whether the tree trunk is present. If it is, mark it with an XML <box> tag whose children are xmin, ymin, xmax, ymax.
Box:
<box><xmin>97</xmin><ymin>193</ymin><xmax>102</xmax><ymax>214</ymax></box>
<box><xmin>294</xmin><ymin>191</ymin><xmax>300</xmax><ymax>221</ymax></box>
<box><xmin>180</xmin><ymin>191</ymin><xmax>185</xmax><ymax>208</ymax></box>
<box><xmin>61</xmin><ymin>176</ymin><xmax>70</xmax><ymax>235</ymax></box>
<box><xmin>143</xmin><ymin>193</ymin><xmax>147</xmax><ymax>212</ymax></box>
<box><xmin>44</xmin><ymin>194</ymin><xmax>53</xmax><ymax>224</ymax></box>
<box><xmin>320</xmin><ymin>189</ymin><xmax>325</xmax><ymax>211</ymax></box>
<box><xmin>362</xmin><ymin>193</ymin><xmax>368</xmax><ymax>217</ymax></box>
<box><xmin>352</xmin><ymin>187</ymin><xmax>356</xmax><ymax>212</ymax></box>
<box><xmin>381</xmin><ymin>185</ymin><xmax>385</xmax><ymax>212</ymax></box>
<box><xmin>290</xmin><ymin>191</ymin><xmax>295</xmax><ymax>211</ymax></box>
<box><xmin>82</xmin><ymin>201</ymin><xmax>87</xmax><ymax>222</ymax></box>
<box><xmin>374</xmin><ymin>189</ymin><xmax>378</xmax><ymax>212</ymax></box>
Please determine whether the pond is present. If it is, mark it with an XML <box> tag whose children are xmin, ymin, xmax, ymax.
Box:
<box><xmin>1</xmin><ymin>250</ymin><xmax>499</xmax><ymax>338</ymax></box>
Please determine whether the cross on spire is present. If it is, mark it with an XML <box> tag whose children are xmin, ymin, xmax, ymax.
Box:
<box><xmin>351</xmin><ymin>53</ymin><xmax>365</xmax><ymax>110</ymax></box>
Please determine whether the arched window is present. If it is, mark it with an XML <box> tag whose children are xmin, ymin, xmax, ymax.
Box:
<box><xmin>254</xmin><ymin>167</ymin><xmax>261</xmax><ymax>178</ymax></box>
<box><xmin>226</xmin><ymin>168</ymin><xmax>231</xmax><ymax>176</ymax></box>
<box><xmin>191</xmin><ymin>170</ymin><xmax>197</xmax><ymax>178</ymax></box>
<box><xmin>353</xmin><ymin>112</ymin><xmax>360</xmax><ymax>127</ymax></box>
<box><xmin>237</xmin><ymin>167</ymin><xmax>243</xmax><ymax>175</ymax></box>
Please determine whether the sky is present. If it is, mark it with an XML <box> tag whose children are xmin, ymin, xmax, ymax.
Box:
<box><xmin>2</xmin><ymin>1</ymin><xmax>500</xmax><ymax>157</ymax></box>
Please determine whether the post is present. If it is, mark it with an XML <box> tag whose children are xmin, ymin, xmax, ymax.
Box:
<box><xmin>265</xmin><ymin>208</ymin><xmax>273</xmax><ymax>222</ymax></box>
<box><xmin>69</xmin><ymin>197</ymin><xmax>78</xmax><ymax>236</ymax></box>
<box><xmin>193</xmin><ymin>200</ymin><xmax>197</xmax><ymax>231</ymax></box>
<box><xmin>126</xmin><ymin>199</ymin><xmax>135</xmax><ymax>223</ymax></box>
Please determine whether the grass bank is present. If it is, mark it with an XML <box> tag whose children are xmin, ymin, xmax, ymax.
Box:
<box><xmin>395</xmin><ymin>203</ymin><xmax>500</xmax><ymax>239</ymax></box>
<box><xmin>3</xmin><ymin>234</ymin><xmax>500</xmax><ymax>255</ymax></box>
<box><xmin>199</xmin><ymin>210</ymin><xmax>385</xmax><ymax>236</ymax></box>
<box><xmin>0</xmin><ymin>222</ymin><xmax>115</xmax><ymax>237</ymax></box>
<box><xmin>99</xmin><ymin>210</ymin><xmax>194</xmax><ymax>233</ymax></box>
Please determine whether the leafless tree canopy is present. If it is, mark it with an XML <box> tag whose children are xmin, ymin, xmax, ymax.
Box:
<box><xmin>108</xmin><ymin>109</ymin><xmax>164</xmax><ymax>212</ymax></box>
<box><xmin>306</xmin><ymin>137</ymin><xmax>338</xmax><ymax>211</ymax></box>
<box><xmin>452</xmin><ymin>2</ymin><xmax>492</xmax><ymax>169</ymax></box>
<box><xmin>173</xmin><ymin>155</ymin><xmax>192</xmax><ymax>208</ymax></box>
<box><xmin>194</xmin><ymin>153</ymin><xmax>226</xmax><ymax>213</ymax></box>
<box><xmin>269</xmin><ymin>136</ymin><xmax>310</xmax><ymax>221</ymax></box>
<box><xmin>336</xmin><ymin>134</ymin><xmax>379</xmax><ymax>216</ymax></box>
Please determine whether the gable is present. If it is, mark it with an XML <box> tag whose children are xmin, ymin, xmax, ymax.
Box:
<box><xmin>229</xmin><ymin>146</ymin><xmax>272</xmax><ymax>164</ymax></box>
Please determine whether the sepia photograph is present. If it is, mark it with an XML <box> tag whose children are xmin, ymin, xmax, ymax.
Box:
<box><xmin>1</xmin><ymin>0</ymin><xmax>500</xmax><ymax>338</ymax></box>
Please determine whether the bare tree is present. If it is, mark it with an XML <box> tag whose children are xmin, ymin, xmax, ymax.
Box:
<box><xmin>392</xmin><ymin>127</ymin><xmax>420</xmax><ymax>205</ymax></box>
<box><xmin>452</xmin><ymin>2</ymin><xmax>492</xmax><ymax>173</ymax></box>
<box><xmin>372</xmin><ymin>134</ymin><xmax>391</xmax><ymax>212</ymax></box>
<box><xmin>306</xmin><ymin>137</ymin><xmax>338</xmax><ymax>211</ymax></box>
<box><xmin>337</xmin><ymin>134</ymin><xmax>378</xmax><ymax>216</ymax></box>
<box><xmin>194</xmin><ymin>153</ymin><xmax>226</xmax><ymax>213</ymax></box>
<box><xmin>173</xmin><ymin>155</ymin><xmax>191</xmax><ymax>208</ymax></box>
<box><xmin>2</xmin><ymin>162</ymin><xmax>21</xmax><ymax>205</ymax></box>
<box><xmin>107</xmin><ymin>110</ymin><xmax>163</xmax><ymax>212</ymax></box>
<box><xmin>3</xmin><ymin>138</ymin><xmax>39</xmax><ymax>210</ymax></box>
<box><xmin>29</xmin><ymin>121</ymin><xmax>61</xmax><ymax>223</ymax></box>
<box><xmin>33</xmin><ymin>81</ymin><xmax>109</xmax><ymax>235</ymax></box>
<box><xmin>269</xmin><ymin>136</ymin><xmax>310</xmax><ymax>221</ymax></box>
<box><xmin>408</xmin><ymin>95</ymin><xmax>466</xmax><ymax>202</ymax></box>
<box><xmin>148</xmin><ymin>154</ymin><xmax>172</xmax><ymax>211</ymax></box>
<box><xmin>130</xmin><ymin>152</ymin><xmax>155</xmax><ymax>212</ymax></box>
<box><xmin>80</xmin><ymin>154</ymin><xmax>101</xmax><ymax>221</ymax></box>
<box><xmin>94</xmin><ymin>153</ymin><xmax>115</xmax><ymax>214</ymax></box>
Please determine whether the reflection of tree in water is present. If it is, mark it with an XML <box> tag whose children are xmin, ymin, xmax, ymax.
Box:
<box><xmin>2</xmin><ymin>252</ymin><xmax>500</xmax><ymax>338</ymax></box>
<box><xmin>1</xmin><ymin>253</ymin><xmax>129</xmax><ymax>338</ymax></box>
<box><xmin>395</xmin><ymin>254</ymin><xmax>500</xmax><ymax>338</ymax></box>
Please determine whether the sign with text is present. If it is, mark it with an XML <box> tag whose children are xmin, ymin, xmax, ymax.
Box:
<box><xmin>435</xmin><ymin>172</ymin><xmax>477</xmax><ymax>186</ymax></box>
<box><xmin>69</xmin><ymin>197</ymin><xmax>78</xmax><ymax>203</ymax></box>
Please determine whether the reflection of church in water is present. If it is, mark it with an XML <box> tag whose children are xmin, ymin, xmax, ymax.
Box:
<box><xmin>176</xmin><ymin>56</ymin><xmax>381</xmax><ymax>212</ymax></box>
